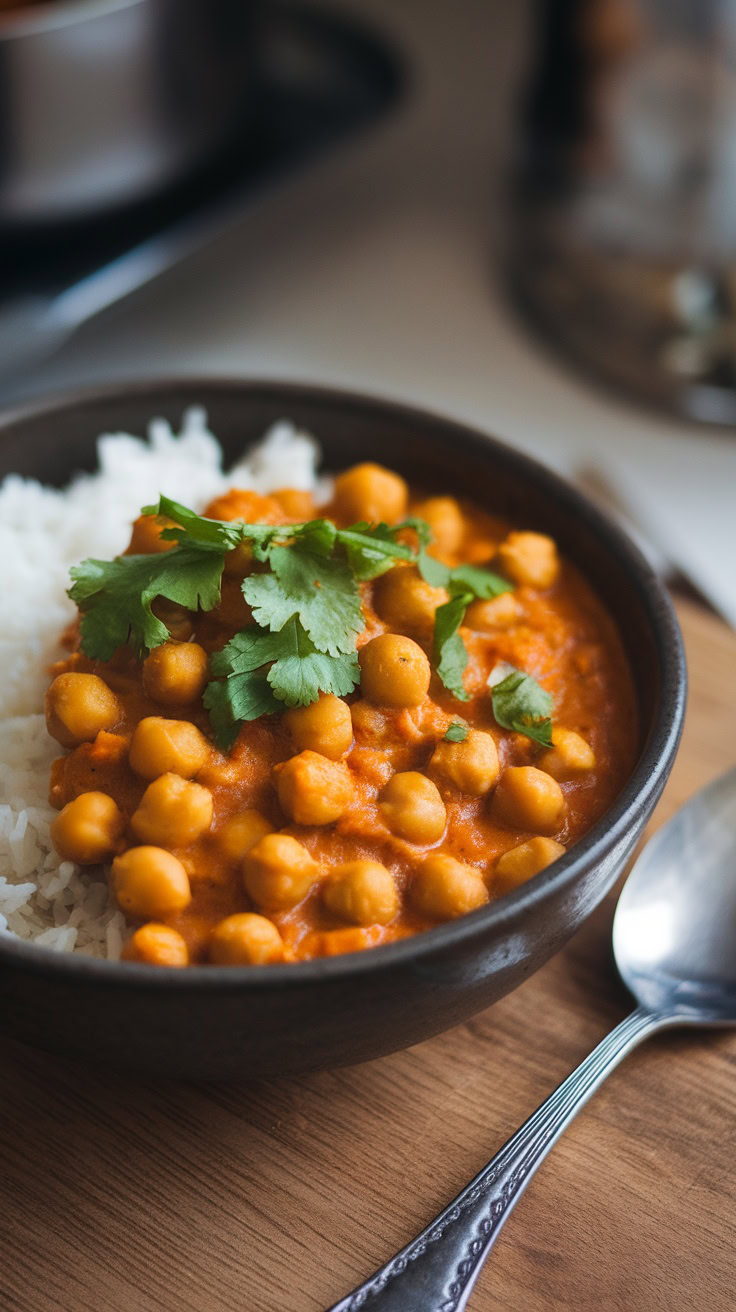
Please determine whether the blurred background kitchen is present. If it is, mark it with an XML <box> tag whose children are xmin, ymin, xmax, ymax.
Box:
<box><xmin>1</xmin><ymin>0</ymin><xmax>734</xmax><ymax>625</ymax></box>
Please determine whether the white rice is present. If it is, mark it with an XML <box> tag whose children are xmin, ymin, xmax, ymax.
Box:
<box><xmin>0</xmin><ymin>408</ymin><xmax>324</xmax><ymax>958</ymax></box>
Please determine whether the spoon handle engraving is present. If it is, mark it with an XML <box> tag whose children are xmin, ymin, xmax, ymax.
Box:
<box><xmin>328</xmin><ymin>1006</ymin><xmax>673</xmax><ymax>1312</ymax></box>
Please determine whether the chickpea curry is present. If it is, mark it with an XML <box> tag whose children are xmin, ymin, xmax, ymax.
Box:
<box><xmin>46</xmin><ymin>461</ymin><xmax>637</xmax><ymax>968</ymax></box>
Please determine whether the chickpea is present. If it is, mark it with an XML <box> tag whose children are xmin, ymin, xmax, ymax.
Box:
<box><xmin>112</xmin><ymin>846</ymin><xmax>191</xmax><ymax>919</ymax></box>
<box><xmin>312</xmin><ymin>927</ymin><xmax>374</xmax><ymax>957</ymax></box>
<box><xmin>129</xmin><ymin>716</ymin><xmax>209</xmax><ymax>781</ymax></box>
<box><xmin>150</xmin><ymin>599</ymin><xmax>194</xmax><ymax>642</ymax></box>
<box><xmin>410</xmin><ymin>854</ymin><xmax>489</xmax><ymax>921</ymax></box>
<box><xmin>273</xmin><ymin>488</ymin><xmax>316</xmax><ymax>519</ymax></box>
<box><xmin>131</xmin><ymin>773</ymin><xmax>213</xmax><ymax>847</ymax></box>
<box><xmin>374</xmin><ymin>565</ymin><xmax>448</xmax><ymax>638</ymax></box>
<box><xmin>413</xmin><ymin>496</ymin><xmax>465</xmax><ymax>556</ymax></box>
<box><xmin>323</xmin><ymin>860</ymin><xmax>399</xmax><ymax>926</ymax></box>
<box><xmin>465</xmin><ymin>593</ymin><xmax>521</xmax><ymax>631</ymax></box>
<box><xmin>463</xmin><ymin>537</ymin><xmax>498</xmax><ymax>565</ymax></box>
<box><xmin>122</xmin><ymin>923</ymin><xmax>189</xmax><ymax>967</ymax></box>
<box><xmin>45</xmin><ymin>673</ymin><xmax>120</xmax><ymax>748</ymax></box>
<box><xmin>243</xmin><ymin>833</ymin><xmax>318</xmax><ymax>911</ymax></box>
<box><xmin>215</xmin><ymin>809</ymin><xmax>273</xmax><ymax>863</ymax></box>
<box><xmin>359</xmin><ymin>634</ymin><xmax>431</xmax><ymax>708</ymax></box>
<box><xmin>379</xmin><ymin>772</ymin><xmax>446</xmax><ymax>844</ymax></box>
<box><xmin>492</xmin><ymin>766</ymin><xmax>565</xmax><ymax>833</ymax></box>
<box><xmin>495</xmin><ymin>837</ymin><xmax>566</xmax><ymax>891</ymax></box>
<box><xmin>209</xmin><ymin>913</ymin><xmax>284</xmax><ymax>966</ymax></box>
<box><xmin>284</xmin><ymin>694</ymin><xmax>353</xmax><ymax>760</ymax></box>
<box><xmin>276</xmin><ymin>751</ymin><xmax>353</xmax><ymax>826</ymax></box>
<box><xmin>126</xmin><ymin>513</ymin><xmax>176</xmax><ymax>555</ymax></box>
<box><xmin>211</xmin><ymin>577</ymin><xmax>253</xmax><ymax>630</ymax></box>
<box><xmin>430</xmin><ymin>729</ymin><xmax>499</xmax><ymax>796</ymax></box>
<box><xmin>51</xmin><ymin>791</ymin><xmax>124</xmax><ymax>864</ymax></box>
<box><xmin>203</xmin><ymin>488</ymin><xmax>283</xmax><ymax>524</ymax></box>
<box><xmin>538</xmin><ymin>729</ymin><xmax>595</xmax><ymax>781</ymax></box>
<box><xmin>142</xmin><ymin>642</ymin><xmax>208</xmax><ymax>707</ymax></box>
<box><xmin>496</xmin><ymin>532</ymin><xmax>559</xmax><ymax>590</ymax></box>
<box><xmin>350</xmin><ymin>700</ymin><xmax>391</xmax><ymax>747</ymax></box>
<box><xmin>332</xmin><ymin>462</ymin><xmax>408</xmax><ymax>525</ymax></box>
<box><xmin>223</xmin><ymin>541</ymin><xmax>254</xmax><ymax>579</ymax></box>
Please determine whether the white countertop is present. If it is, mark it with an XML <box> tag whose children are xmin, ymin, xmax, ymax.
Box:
<box><xmin>8</xmin><ymin>0</ymin><xmax>736</xmax><ymax>623</ymax></box>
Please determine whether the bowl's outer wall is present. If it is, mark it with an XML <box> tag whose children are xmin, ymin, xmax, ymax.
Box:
<box><xmin>3</xmin><ymin>822</ymin><xmax>645</xmax><ymax>1080</ymax></box>
<box><xmin>0</xmin><ymin>381</ymin><xmax>685</xmax><ymax>1079</ymax></box>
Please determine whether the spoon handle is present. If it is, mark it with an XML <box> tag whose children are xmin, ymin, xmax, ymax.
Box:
<box><xmin>327</xmin><ymin>1006</ymin><xmax>672</xmax><ymax>1312</ymax></box>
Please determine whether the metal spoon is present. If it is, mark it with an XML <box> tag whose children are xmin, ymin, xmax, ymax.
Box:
<box><xmin>328</xmin><ymin>764</ymin><xmax>736</xmax><ymax>1312</ymax></box>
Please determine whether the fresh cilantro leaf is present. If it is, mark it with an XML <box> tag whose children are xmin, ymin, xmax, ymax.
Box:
<box><xmin>296</xmin><ymin>518</ymin><xmax>338</xmax><ymax>557</ymax></box>
<box><xmin>209</xmin><ymin>627</ymin><xmax>283</xmax><ymax>678</ymax></box>
<box><xmin>143</xmin><ymin>495</ymin><xmax>245</xmax><ymax>551</ymax></box>
<box><xmin>244</xmin><ymin>545</ymin><xmax>363</xmax><ymax>656</ymax></box>
<box><xmin>417</xmin><ymin>552</ymin><xmax>511</xmax><ymax>601</ymax></box>
<box><xmin>204</xmin><ymin>618</ymin><xmax>360</xmax><ymax>746</ymax></box>
<box><xmin>235</xmin><ymin>572</ymin><xmax>301</xmax><ymax>637</ymax></box>
<box><xmin>420</xmin><ymin>551</ymin><xmax>514</xmax><ymax>699</ymax></box>
<box><xmin>225</xmin><ymin>671</ymin><xmax>281</xmax><ymax>721</ymax></box>
<box><xmin>203</xmin><ymin>671</ymin><xmax>280</xmax><ymax>750</ymax></box>
<box><xmin>69</xmin><ymin>546</ymin><xmax>225</xmax><ymax>661</ymax></box>
<box><xmin>337</xmin><ymin>523</ymin><xmax>415</xmax><ymax>581</ymax></box>
<box><xmin>201</xmin><ymin>679</ymin><xmax>238</xmax><ymax>750</ymax></box>
<box><xmin>395</xmin><ymin>517</ymin><xmax>433</xmax><ymax>549</ymax></box>
<box><xmin>265</xmin><ymin>616</ymin><xmax>360</xmax><ymax>706</ymax></box>
<box><xmin>490</xmin><ymin>665</ymin><xmax>554</xmax><ymax>747</ymax></box>
<box><xmin>448</xmin><ymin>564</ymin><xmax>511</xmax><ymax>599</ymax></box>
<box><xmin>444</xmin><ymin>722</ymin><xmax>468</xmax><ymax>742</ymax></box>
<box><xmin>417</xmin><ymin>551</ymin><xmax>452</xmax><ymax>588</ymax></box>
<box><xmin>433</xmin><ymin>593</ymin><xmax>472</xmax><ymax>701</ymax></box>
<box><xmin>144</xmin><ymin>495</ymin><xmax>302</xmax><ymax>563</ymax></box>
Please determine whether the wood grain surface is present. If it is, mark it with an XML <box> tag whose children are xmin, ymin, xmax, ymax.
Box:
<box><xmin>1</xmin><ymin>595</ymin><xmax>734</xmax><ymax>1312</ymax></box>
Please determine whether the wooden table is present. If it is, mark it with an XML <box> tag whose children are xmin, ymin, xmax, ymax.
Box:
<box><xmin>2</xmin><ymin>597</ymin><xmax>735</xmax><ymax>1312</ymax></box>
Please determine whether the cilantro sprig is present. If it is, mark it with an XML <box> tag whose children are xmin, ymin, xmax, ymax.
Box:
<box><xmin>67</xmin><ymin>493</ymin><xmax>549</xmax><ymax>753</ymax></box>
<box><xmin>488</xmin><ymin>662</ymin><xmax>554</xmax><ymax>747</ymax></box>
<box><xmin>203</xmin><ymin>618</ymin><xmax>360</xmax><ymax>750</ymax></box>
<box><xmin>443</xmin><ymin>722</ymin><xmax>468</xmax><ymax>743</ymax></box>
<box><xmin>243</xmin><ymin>547</ymin><xmax>363</xmax><ymax>657</ymax></box>
<box><xmin>417</xmin><ymin>551</ymin><xmax>512</xmax><ymax>701</ymax></box>
<box><xmin>433</xmin><ymin>594</ymin><xmax>472</xmax><ymax>701</ymax></box>
<box><xmin>68</xmin><ymin>546</ymin><xmax>226</xmax><ymax>662</ymax></box>
<box><xmin>69</xmin><ymin>497</ymin><xmax>427</xmax><ymax>748</ymax></box>
<box><xmin>70</xmin><ymin>502</ymin><xmax>421</xmax><ymax>661</ymax></box>
<box><xmin>69</xmin><ymin>497</ymin><xmax>276</xmax><ymax>661</ymax></box>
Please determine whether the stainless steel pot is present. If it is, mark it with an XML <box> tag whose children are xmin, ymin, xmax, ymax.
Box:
<box><xmin>0</xmin><ymin>0</ymin><xmax>253</xmax><ymax>227</ymax></box>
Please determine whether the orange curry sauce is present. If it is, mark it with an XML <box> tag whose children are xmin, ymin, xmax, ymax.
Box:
<box><xmin>47</xmin><ymin>466</ymin><xmax>638</xmax><ymax>966</ymax></box>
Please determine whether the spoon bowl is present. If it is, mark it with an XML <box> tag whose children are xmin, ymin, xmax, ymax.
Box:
<box><xmin>614</xmin><ymin>764</ymin><xmax>736</xmax><ymax>1023</ymax></box>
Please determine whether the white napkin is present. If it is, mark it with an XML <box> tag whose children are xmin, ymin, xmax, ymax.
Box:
<box><xmin>586</xmin><ymin>443</ymin><xmax>736</xmax><ymax>628</ymax></box>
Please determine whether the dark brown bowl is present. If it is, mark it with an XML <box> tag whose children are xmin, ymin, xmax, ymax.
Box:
<box><xmin>0</xmin><ymin>380</ymin><xmax>686</xmax><ymax>1079</ymax></box>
